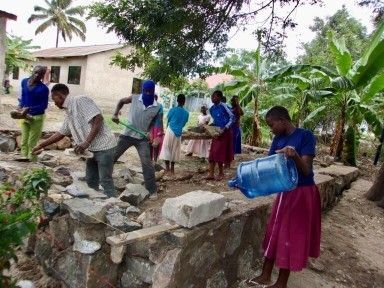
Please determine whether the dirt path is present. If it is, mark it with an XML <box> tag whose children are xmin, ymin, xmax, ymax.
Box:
<box><xmin>286</xmin><ymin>179</ymin><xmax>384</xmax><ymax>288</ymax></box>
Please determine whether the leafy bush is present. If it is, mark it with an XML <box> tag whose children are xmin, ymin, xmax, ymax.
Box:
<box><xmin>0</xmin><ymin>168</ymin><xmax>51</xmax><ymax>287</ymax></box>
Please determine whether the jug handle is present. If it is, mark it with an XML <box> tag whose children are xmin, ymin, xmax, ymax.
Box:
<box><xmin>228</xmin><ymin>179</ymin><xmax>238</xmax><ymax>188</ymax></box>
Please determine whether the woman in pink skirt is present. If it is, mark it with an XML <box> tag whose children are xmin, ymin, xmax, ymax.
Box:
<box><xmin>245</xmin><ymin>106</ymin><xmax>321</xmax><ymax>288</ymax></box>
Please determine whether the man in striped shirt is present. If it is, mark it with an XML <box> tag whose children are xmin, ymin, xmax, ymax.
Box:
<box><xmin>32</xmin><ymin>84</ymin><xmax>117</xmax><ymax>197</ymax></box>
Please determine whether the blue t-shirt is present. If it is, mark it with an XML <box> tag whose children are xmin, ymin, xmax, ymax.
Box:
<box><xmin>19</xmin><ymin>78</ymin><xmax>49</xmax><ymax>116</ymax></box>
<box><xmin>209</xmin><ymin>102</ymin><xmax>234</xmax><ymax>129</ymax></box>
<box><xmin>167</xmin><ymin>106</ymin><xmax>189</xmax><ymax>137</ymax></box>
<box><xmin>268</xmin><ymin>128</ymin><xmax>316</xmax><ymax>186</ymax></box>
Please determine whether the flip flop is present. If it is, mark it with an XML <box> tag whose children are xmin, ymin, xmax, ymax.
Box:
<box><xmin>242</xmin><ymin>278</ymin><xmax>266</xmax><ymax>288</ymax></box>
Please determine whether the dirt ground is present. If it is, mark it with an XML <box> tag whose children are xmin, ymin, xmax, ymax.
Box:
<box><xmin>1</xmin><ymin>93</ymin><xmax>384</xmax><ymax>288</ymax></box>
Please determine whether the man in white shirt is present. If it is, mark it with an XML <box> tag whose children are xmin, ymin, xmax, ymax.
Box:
<box><xmin>32</xmin><ymin>83</ymin><xmax>117</xmax><ymax>197</ymax></box>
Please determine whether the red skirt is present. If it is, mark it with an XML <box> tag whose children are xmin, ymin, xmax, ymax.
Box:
<box><xmin>208</xmin><ymin>129</ymin><xmax>234</xmax><ymax>164</ymax></box>
<box><xmin>262</xmin><ymin>185</ymin><xmax>321</xmax><ymax>271</ymax></box>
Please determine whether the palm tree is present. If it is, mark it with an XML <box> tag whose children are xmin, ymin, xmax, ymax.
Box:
<box><xmin>28</xmin><ymin>0</ymin><xmax>86</xmax><ymax>48</ymax></box>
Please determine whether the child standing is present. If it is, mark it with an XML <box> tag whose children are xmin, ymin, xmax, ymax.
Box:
<box><xmin>185</xmin><ymin>105</ymin><xmax>211</xmax><ymax>160</ymax></box>
<box><xmin>244</xmin><ymin>106</ymin><xmax>321</xmax><ymax>288</ymax></box>
<box><xmin>149</xmin><ymin>95</ymin><xmax>164</xmax><ymax>162</ymax></box>
<box><xmin>159</xmin><ymin>94</ymin><xmax>189</xmax><ymax>174</ymax></box>
<box><xmin>206</xmin><ymin>90</ymin><xmax>234</xmax><ymax>181</ymax></box>
<box><xmin>230</xmin><ymin>95</ymin><xmax>244</xmax><ymax>155</ymax></box>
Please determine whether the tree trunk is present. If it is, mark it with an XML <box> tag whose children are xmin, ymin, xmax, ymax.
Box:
<box><xmin>250</xmin><ymin>92</ymin><xmax>262</xmax><ymax>146</ymax></box>
<box><xmin>56</xmin><ymin>28</ymin><xmax>59</xmax><ymax>48</ymax></box>
<box><xmin>365</xmin><ymin>162</ymin><xmax>384</xmax><ymax>202</ymax></box>
<box><xmin>330</xmin><ymin>108</ymin><xmax>345</xmax><ymax>159</ymax></box>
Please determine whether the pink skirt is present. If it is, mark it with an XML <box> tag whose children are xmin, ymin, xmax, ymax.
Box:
<box><xmin>263</xmin><ymin>185</ymin><xmax>321</xmax><ymax>271</ymax></box>
<box><xmin>208</xmin><ymin>129</ymin><xmax>234</xmax><ymax>164</ymax></box>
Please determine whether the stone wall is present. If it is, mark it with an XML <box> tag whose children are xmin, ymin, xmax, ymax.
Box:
<box><xmin>32</xmin><ymin>164</ymin><xmax>359</xmax><ymax>288</ymax></box>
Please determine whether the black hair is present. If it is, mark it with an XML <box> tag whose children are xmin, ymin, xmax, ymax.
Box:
<box><xmin>51</xmin><ymin>83</ymin><xmax>69</xmax><ymax>95</ymax></box>
<box><xmin>222</xmin><ymin>96</ymin><xmax>227</xmax><ymax>103</ymax></box>
<box><xmin>265</xmin><ymin>106</ymin><xmax>291</xmax><ymax>121</ymax></box>
<box><xmin>177</xmin><ymin>93</ymin><xmax>186</xmax><ymax>105</ymax></box>
<box><xmin>212</xmin><ymin>90</ymin><xmax>223</xmax><ymax>99</ymax></box>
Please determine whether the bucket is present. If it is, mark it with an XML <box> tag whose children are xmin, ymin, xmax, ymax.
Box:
<box><xmin>228</xmin><ymin>153</ymin><xmax>298</xmax><ymax>198</ymax></box>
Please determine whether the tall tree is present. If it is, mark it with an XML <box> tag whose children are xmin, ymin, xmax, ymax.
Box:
<box><xmin>28</xmin><ymin>0</ymin><xmax>86</xmax><ymax>48</ymax></box>
<box><xmin>89</xmin><ymin>0</ymin><xmax>323</xmax><ymax>86</ymax></box>
<box><xmin>298</xmin><ymin>7</ymin><xmax>368</xmax><ymax>69</ymax></box>
<box><xmin>358</xmin><ymin>0</ymin><xmax>384</xmax><ymax>25</ymax></box>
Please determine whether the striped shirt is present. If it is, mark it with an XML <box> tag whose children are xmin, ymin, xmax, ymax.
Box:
<box><xmin>59</xmin><ymin>95</ymin><xmax>117</xmax><ymax>151</ymax></box>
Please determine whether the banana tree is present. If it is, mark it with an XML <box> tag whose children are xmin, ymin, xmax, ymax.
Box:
<box><xmin>217</xmin><ymin>39</ymin><xmax>272</xmax><ymax>146</ymax></box>
<box><xmin>272</xmin><ymin>22</ymin><xmax>384</xmax><ymax>159</ymax></box>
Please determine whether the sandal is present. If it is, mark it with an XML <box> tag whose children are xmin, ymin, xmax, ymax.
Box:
<box><xmin>242</xmin><ymin>278</ymin><xmax>267</xmax><ymax>288</ymax></box>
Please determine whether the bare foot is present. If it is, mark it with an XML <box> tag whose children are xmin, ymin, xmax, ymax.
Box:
<box><xmin>244</xmin><ymin>274</ymin><xmax>272</xmax><ymax>287</ymax></box>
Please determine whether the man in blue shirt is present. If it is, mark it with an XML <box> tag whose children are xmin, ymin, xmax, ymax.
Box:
<box><xmin>159</xmin><ymin>94</ymin><xmax>189</xmax><ymax>174</ymax></box>
<box><xmin>18</xmin><ymin>66</ymin><xmax>49</xmax><ymax>161</ymax></box>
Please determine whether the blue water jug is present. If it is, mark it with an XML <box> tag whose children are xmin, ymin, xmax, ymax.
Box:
<box><xmin>228</xmin><ymin>153</ymin><xmax>298</xmax><ymax>198</ymax></box>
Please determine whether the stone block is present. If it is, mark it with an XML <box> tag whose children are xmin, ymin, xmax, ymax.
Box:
<box><xmin>73</xmin><ymin>231</ymin><xmax>101</xmax><ymax>254</ymax></box>
<box><xmin>121</xmin><ymin>270</ymin><xmax>147</xmax><ymax>288</ymax></box>
<box><xmin>126</xmin><ymin>257</ymin><xmax>155</xmax><ymax>284</ymax></box>
<box><xmin>137</xmin><ymin>207</ymin><xmax>166</xmax><ymax>228</ymax></box>
<box><xmin>62</xmin><ymin>198</ymin><xmax>108</xmax><ymax>223</ymax></box>
<box><xmin>162</xmin><ymin>191</ymin><xmax>226</xmax><ymax>228</ymax></box>
<box><xmin>120</xmin><ymin>184</ymin><xmax>149</xmax><ymax>205</ymax></box>
<box><xmin>152</xmin><ymin>248</ymin><xmax>181</xmax><ymax>288</ymax></box>
<box><xmin>106</xmin><ymin>211</ymin><xmax>142</xmax><ymax>232</ymax></box>
<box><xmin>317</xmin><ymin>165</ymin><xmax>359</xmax><ymax>189</ymax></box>
<box><xmin>188</xmin><ymin>242</ymin><xmax>219</xmax><ymax>273</ymax></box>
<box><xmin>224</xmin><ymin>218</ymin><xmax>245</xmax><ymax>256</ymax></box>
<box><xmin>0</xmin><ymin>134</ymin><xmax>16</xmax><ymax>152</ymax></box>
<box><xmin>49</xmin><ymin>214</ymin><xmax>73</xmax><ymax>250</ymax></box>
<box><xmin>237</xmin><ymin>245</ymin><xmax>255</xmax><ymax>279</ymax></box>
<box><xmin>111</xmin><ymin>245</ymin><xmax>127</xmax><ymax>264</ymax></box>
<box><xmin>206</xmin><ymin>270</ymin><xmax>228</xmax><ymax>288</ymax></box>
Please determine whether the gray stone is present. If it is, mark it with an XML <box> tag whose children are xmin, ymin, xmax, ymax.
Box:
<box><xmin>49</xmin><ymin>214</ymin><xmax>73</xmax><ymax>250</ymax></box>
<box><xmin>237</xmin><ymin>246</ymin><xmax>254</xmax><ymax>279</ymax></box>
<box><xmin>120</xmin><ymin>184</ymin><xmax>149</xmax><ymax>205</ymax></box>
<box><xmin>129</xmin><ymin>165</ymin><xmax>143</xmax><ymax>174</ymax></box>
<box><xmin>114</xmin><ymin>177</ymin><xmax>127</xmax><ymax>192</ymax></box>
<box><xmin>43</xmin><ymin>199</ymin><xmax>60</xmax><ymax>216</ymax></box>
<box><xmin>126</xmin><ymin>257</ymin><xmax>155</xmax><ymax>284</ymax></box>
<box><xmin>115</xmin><ymin>168</ymin><xmax>134</xmax><ymax>182</ymax></box>
<box><xmin>56</xmin><ymin>136</ymin><xmax>72</xmax><ymax>150</ymax></box>
<box><xmin>110</xmin><ymin>245</ymin><xmax>126</xmax><ymax>264</ymax></box>
<box><xmin>224</xmin><ymin>218</ymin><xmax>245</xmax><ymax>256</ymax></box>
<box><xmin>152</xmin><ymin>248</ymin><xmax>181</xmax><ymax>288</ymax></box>
<box><xmin>121</xmin><ymin>270</ymin><xmax>147</xmax><ymax>288</ymax></box>
<box><xmin>65</xmin><ymin>184</ymin><xmax>89</xmax><ymax>197</ymax></box>
<box><xmin>162</xmin><ymin>191</ymin><xmax>226</xmax><ymax>228</ymax></box>
<box><xmin>72</xmin><ymin>171</ymin><xmax>86</xmax><ymax>181</ymax></box>
<box><xmin>62</xmin><ymin>198</ymin><xmax>108</xmax><ymax>223</ymax></box>
<box><xmin>128</xmin><ymin>240</ymin><xmax>150</xmax><ymax>258</ymax></box>
<box><xmin>0</xmin><ymin>134</ymin><xmax>16</xmax><ymax>152</ymax></box>
<box><xmin>52</xmin><ymin>175</ymin><xmax>73</xmax><ymax>187</ymax></box>
<box><xmin>189</xmin><ymin>242</ymin><xmax>219</xmax><ymax>273</ymax></box>
<box><xmin>38</xmin><ymin>152</ymin><xmax>54</xmax><ymax>162</ymax></box>
<box><xmin>73</xmin><ymin>231</ymin><xmax>101</xmax><ymax>254</ymax></box>
<box><xmin>16</xmin><ymin>280</ymin><xmax>35</xmax><ymax>288</ymax></box>
<box><xmin>34</xmin><ymin>234</ymin><xmax>52</xmax><ymax>265</ymax></box>
<box><xmin>54</xmin><ymin>166</ymin><xmax>72</xmax><ymax>176</ymax></box>
<box><xmin>206</xmin><ymin>270</ymin><xmax>228</xmax><ymax>288</ymax></box>
<box><xmin>106</xmin><ymin>211</ymin><xmax>142</xmax><ymax>232</ymax></box>
<box><xmin>137</xmin><ymin>207</ymin><xmax>166</xmax><ymax>228</ymax></box>
<box><xmin>0</xmin><ymin>167</ymin><xmax>7</xmax><ymax>182</ymax></box>
<box><xmin>126</xmin><ymin>206</ymin><xmax>141</xmax><ymax>214</ymax></box>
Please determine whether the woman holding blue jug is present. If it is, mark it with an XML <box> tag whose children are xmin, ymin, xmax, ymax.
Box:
<box><xmin>244</xmin><ymin>106</ymin><xmax>321</xmax><ymax>288</ymax></box>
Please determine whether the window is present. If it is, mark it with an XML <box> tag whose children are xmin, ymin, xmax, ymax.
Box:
<box><xmin>67</xmin><ymin>66</ymin><xmax>81</xmax><ymax>85</ymax></box>
<box><xmin>50</xmin><ymin>66</ymin><xmax>60</xmax><ymax>83</ymax></box>
<box><xmin>12</xmin><ymin>67</ymin><xmax>19</xmax><ymax>80</ymax></box>
<box><xmin>132</xmin><ymin>78</ymin><xmax>143</xmax><ymax>94</ymax></box>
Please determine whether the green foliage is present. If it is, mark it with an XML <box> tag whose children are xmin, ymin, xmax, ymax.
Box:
<box><xmin>28</xmin><ymin>0</ymin><xmax>87</xmax><ymax>47</ymax></box>
<box><xmin>343</xmin><ymin>126</ymin><xmax>357</xmax><ymax>166</ymax></box>
<box><xmin>5</xmin><ymin>35</ymin><xmax>39</xmax><ymax>75</ymax></box>
<box><xmin>0</xmin><ymin>168</ymin><xmax>51</xmax><ymax>287</ymax></box>
<box><xmin>89</xmin><ymin>0</ymin><xmax>322</xmax><ymax>85</ymax></box>
<box><xmin>298</xmin><ymin>7</ymin><xmax>368</xmax><ymax>69</ymax></box>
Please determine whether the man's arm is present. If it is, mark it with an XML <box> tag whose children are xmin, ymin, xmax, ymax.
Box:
<box><xmin>112</xmin><ymin>96</ymin><xmax>132</xmax><ymax>123</ymax></box>
<box><xmin>74</xmin><ymin>114</ymin><xmax>103</xmax><ymax>154</ymax></box>
<box><xmin>32</xmin><ymin>132</ymin><xmax>65</xmax><ymax>154</ymax></box>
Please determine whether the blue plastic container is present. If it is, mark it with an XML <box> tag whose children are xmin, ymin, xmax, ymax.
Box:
<box><xmin>228</xmin><ymin>153</ymin><xmax>298</xmax><ymax>198</ymax></box>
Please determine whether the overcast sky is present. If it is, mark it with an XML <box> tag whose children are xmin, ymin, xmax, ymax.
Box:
<box><xmin>1</xmin><ymin>0</ymin><xmax>374</xmax><ymax>61</ymax></box>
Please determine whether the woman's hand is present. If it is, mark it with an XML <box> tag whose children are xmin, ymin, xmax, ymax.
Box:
<box><xmin>275</xmin><ymin>146</ymin><xmax>298</xmax><ymax>158</ymax></box>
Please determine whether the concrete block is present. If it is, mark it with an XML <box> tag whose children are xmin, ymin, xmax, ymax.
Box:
<box><xmin>162</xmin><ymin>191</ymin><xmax>226</xmax><ymax>228</ymax></box>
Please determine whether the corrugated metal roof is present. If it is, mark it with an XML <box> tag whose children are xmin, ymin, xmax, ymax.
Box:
<box><xmin>33</xmin><ymin>44</ymin><xmax>125</xmax><ymax>58</ymax></box>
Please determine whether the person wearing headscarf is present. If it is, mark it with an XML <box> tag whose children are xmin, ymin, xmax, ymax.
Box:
<box><xmin>112</xmin><ymin>80</ymin><xmax>161</xmax><ymax>199</ymax></box>
<box><xmin>18</xmin><ymin>65</ymin><xmax>49</xmax><ymax>161</ymax></box>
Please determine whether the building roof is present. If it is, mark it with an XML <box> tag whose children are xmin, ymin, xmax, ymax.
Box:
<box><xmin>205</xmin><ymin>73</ymin><xmax>233</xmax><ymax>89</ymax></box>
<box><xmin>33</xmin><ymin>44</ymin><xmax>125</xmax><ymax>58</ymax></box>
<box><xmin>0</xmin><ymin>10</ymin><xmax>17</xmax><ymax>20</ymax></box>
